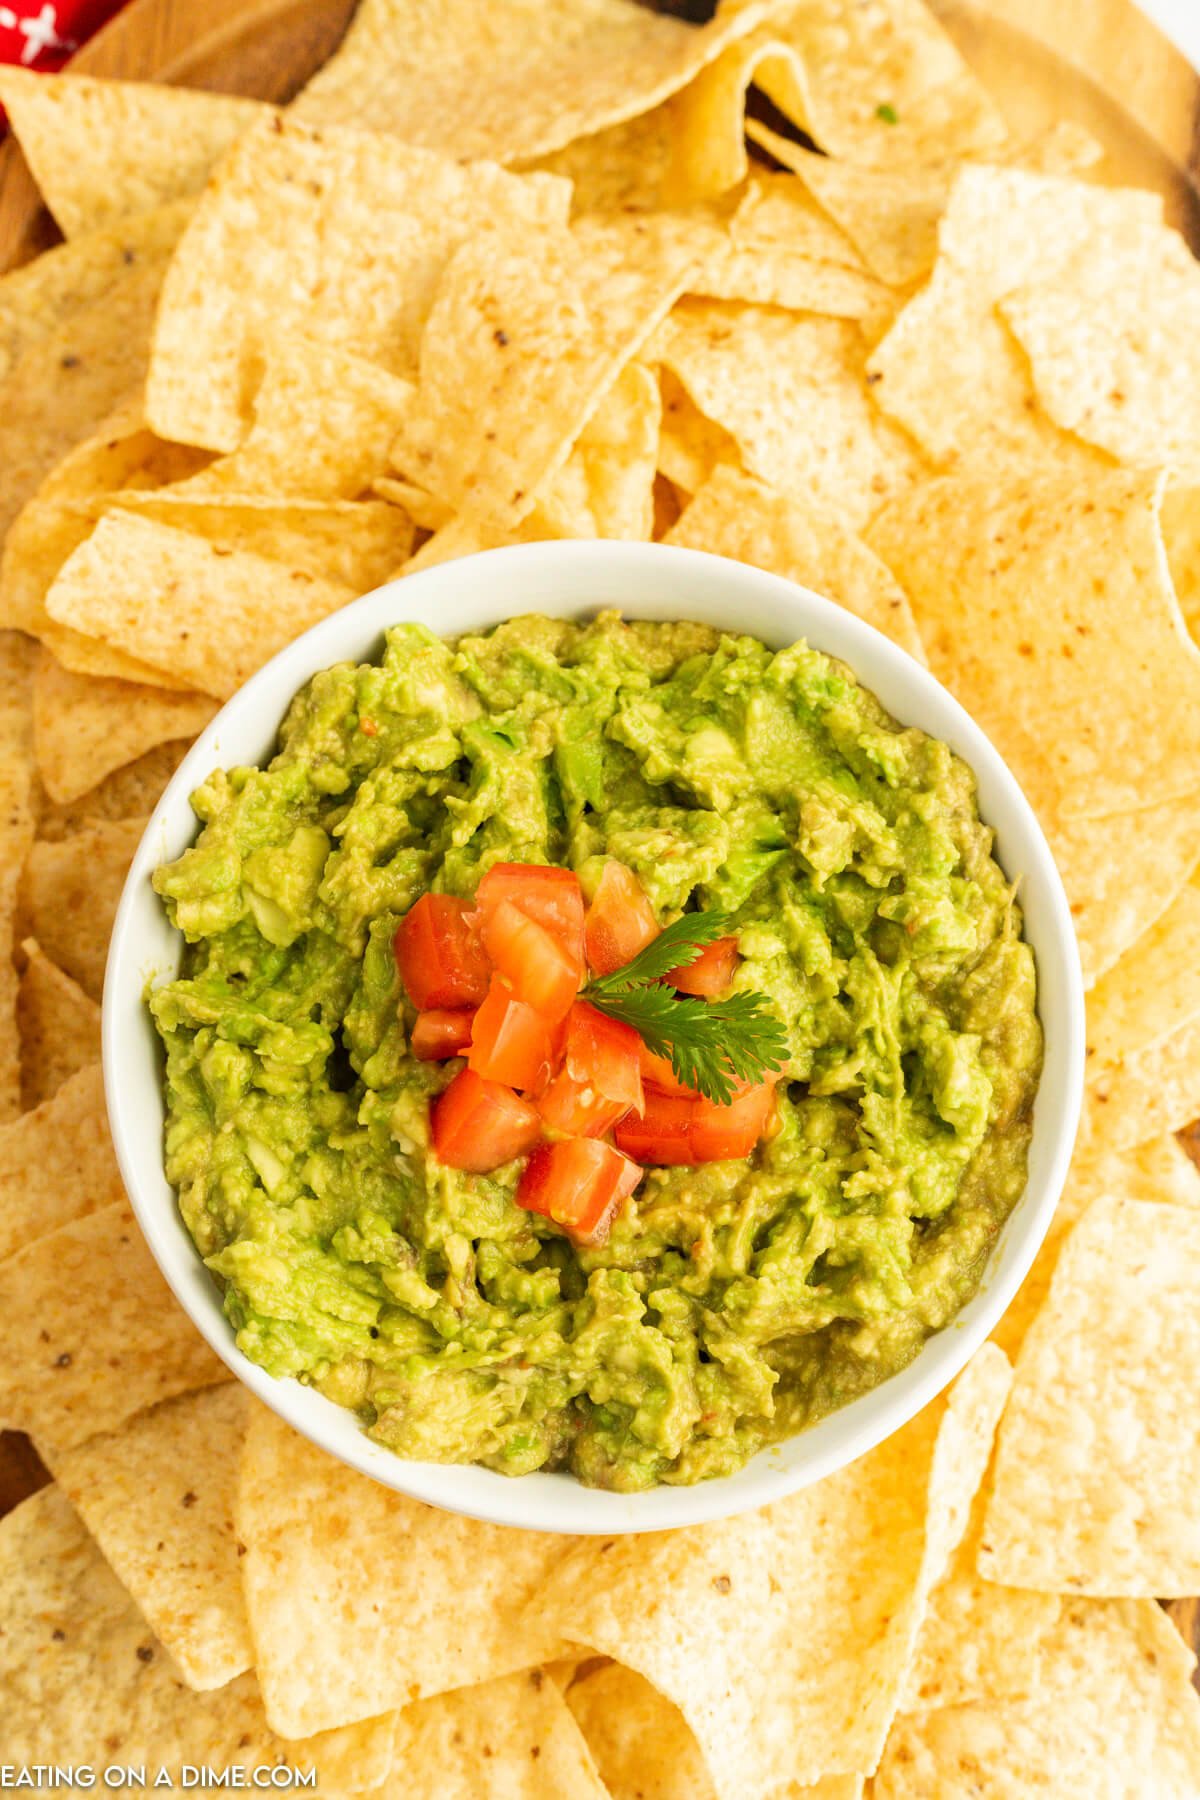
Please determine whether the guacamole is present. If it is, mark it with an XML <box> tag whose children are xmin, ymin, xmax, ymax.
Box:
<box><xmin>151</xmin><ymin>612</ymin><xmax>1042</xmax><ymax>1490</ymax></box>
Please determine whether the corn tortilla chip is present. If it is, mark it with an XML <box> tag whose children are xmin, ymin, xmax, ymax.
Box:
<box><xmin>692</xmin><ymin>238</ymin><xmax>893</xmax><ymax>320</ymax></box>
<box><xmin>0</xmin><ymin>1484</ymin><xmax>395</xmax><ymax>1786</ymax></box>
<box><xmin>16</xmin><ymin>939</ymin><xmax>101</xmax><ymax>1108</ymax></box>
<box><xmin>1163</xmin><ymin>481</ymin><xmax>1200</xmax><ymax>642</ymax></box>
<box><xmin>866</xmin><ymin>166</ymin><xmax>1162</xmax><ymax>467</ymax></box>
<box><xmin>235</xmin><ymin>1399</ymin><xmax>573</xmax><ymax>1738</ymax></box>
<box><xmin>291</xmin><ymin>0</ymin><xmax>781</xmax><ymax>162</ymax></box>
<box><xmin>983</xmin><ymin>1195</ymin><xmax>1200</xmax><ymax>1595</ymax></box>
<box><xmin>0</xmin><ymin>1199</ymin><xmax>227</xmax><ymax>1455</ymax></box>
<box><xmin>388</xmin><ymin>1669</ymin><xmax>610</xmax><ymax>1800</ymax></box>
<box><xmin>0</xmin><ymin>633</ymin><xmax>35</xmax><ymax>1123</ymax></box>
<box><xmin>535</xmin><ymin>360</ymin><xmax>660</xmax><ymax>540</ymax></box>
<box><xmin>43</xmin><ymin>1385</ymin><xmax>252</xmax><ymax>1692</ymax></box>
<box><xmin>398</xmin><ymin>216</ymin><xmax>690</xmax><ymax>533</ymax></box>
<box><xmin>665</xmin><ymin>33</ymin><xmax>803</xmax><ymax>206</ymax></box>
<box><xmin>109</xmin><ymin>493</ymin><xmax>414</xmax><ymax>588</ymax></box>
<box><xmin>0</xmin><ymin>68</ymin><xmax>265</xmax><ymax>239</ymax></box>
<box><xmin>873</xmin><ymin>1598</ymin><xmax>1200</xmax><ymax>1798</ymax></box>
<box><xmin>0</xmin><ymin>1061</ymin><xmax>122</xmax><ymax>1261</ymax></box>
<box><xmin>525</xmin><ymin>103</ymin><xmax>681</xmax><ymax>216</ymax></box>
<box><xmin>651</xmin><ymin>298</ymin><xmax>924</xmax><ymax>529</ymax></box>
<box><xmin>655</xmin><ymin>369</ymin><xmax>740</xmax><ymax>497</ymax></box>
<box><xmin>666</xmin><ymin>464</ymin><xmax>926</xmax><ymax>660</ymax></box>
<box><xmin>146</xmin><ymin>119</ymin><xmax>571</xmax><ymax>452</ymax></box>
<box><xmin>730</xmin><ymin>169</ymin><xmax>869</xmax><ymax>271</ymax></box>
<box><xmin>532</xmin><ymin>1346</ymin><xmax>1010</xmax><ymax>1794</ymax></box>
<box><xmin>1002</xmin><ymin>221</ymin><xmax>1200</xmax><ymax>480</ymax></box>
<box><xmin>38</xmin><ymin>740</ymin><xmax>192</xmax><ymax>838</ymax></box>
<box><xmin>21</xmin><ymin>814</ymin><xmax>146</xmax><ymax>1000</ymax></box>
<box><xmin>43</xmin><ymin>511</ymin><xmax>357</xmax><ymax>701</ymax></box>
<box><xmin>33</xmin><ymin>650</ymin><xmax>217</xmax><ymax>806</ymax></box>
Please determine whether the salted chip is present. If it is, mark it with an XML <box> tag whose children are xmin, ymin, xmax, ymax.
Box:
<box><xmin>992</xmin><ymin>1133</ymin><xmax>1200</xmax><ymax>1361</ymax></box>
<box><xmin>33</xmin><ymin>651</ymin><xmax>217</xmax><ymax>806</ymax></box>
<box><xmin>0</xmin><ymin>1199</ymin><xmax>227</xmax><ymax>1454</ymax></box>
<box><xmin>0</xmin><ymin>1484</ymin><xmax>395</xmax><ymax>1785</ymax></box>
<box><xmin>44</xmin><ymin>512</ymin><xmax>355</xmax><ymax>701</ymax></box>
<box><xmin>565</xmin><ymin>1662</ymin><xmax>862</xmax><ymax>1800</ymax></box>
<box><xmin>16</xmin><ymin>940</ymin><xmax>101</xmax><ymax>1108</ymax></box>
<box><xmin>0</xmin><ymin>200</ymin><xmax>193</xmax><ymax>381</ymax></box>
<box><xmin>0</xmin><ymin>633</ymin><xmax>35</xmax><ymax>1122</ymax></box>
<box><xmin>1163</xmin><ymin>482</ymin><xmax>1200</xmax><ymax>641</ymax></box>
<box><xmin>146</xmin><ymin>118</ymin><xmax>571</xmax><ymax>452</ymax></box>
<box><xmin>21</xmin><ymin>815</ymin><xmax>146</xmax><ymax>1001</ymax></box>
<box><xmin>43</xmin><ymin>1386</ymin><xmax>252</xmax><ymax>1692</ymax></box>
<box><xmin>867</xmin><ymin>467</ymin><xmax>1200</xmax><ymax>817</ymax></box>
<box><xmin>166</xmin><ymin>344</ymin><xmax>415</xmax><ymax>502</ymax></box>
<box><xmin>866</xmin><ymin>165</ymin><xmax>1162</xmax><ymax>467</ymax></box>
<box><xmin>980</xmin><ymin>1195</ymin><xmax>1200</xmax><ymax>1596</ymax></box>
<box><xmin>873</xmin><ymin>1598</ymin><xmax>1200</xmax><ymax>1797</ymax></box>
<box><xmin>235</xmin><ymin>1399</ymin><xmax>572</xmax><ymax>1738</ymax></box>
<box><xmin>651</xmin><ymin>298</ymin><xmax>923</xmax><ymax>529</ymax></box>
<box><xmin>666</xmin><ymin>464</ymin><xmax>926</xmax><ymax>660</ymax></box>
<box><xmin>398</xmin><ymin>216</ymin><xmax>690</xmax><ymax>533</ymax></box>
<box><xmin>0</xmin><ymin>1062</ymin><xmax>123</xmax><ymax>1261</ymax></box>
<box><xmin>730</xmin><ymin>171</ymin><xmax>867</xmax><ymax>272</ymax></box>
<box><xmin>529</xmin><ymin>105</ymin><xmax>683</xmax><ymax>216</ymax></box>
<box><xmin>691</xmin><ymin>240</ymin><xmax>893</xmax><ymax>321</ymax></box>
<box><xmin>291</xmin><ymin>0</ymin><xmax>780</xmax><ymax>161</ymax></box>
<box><xmin>664</xmin><ymin>32</ymin><xmax>803</xmax><ymax>205</ymax></box>
<box><xmin>108</xmin><ymin>494</ymin><xmax>414</xmax><ymax>589</ymax></box>
<box><xmin>39</xmin><ymin>742</ymin><xmax>191</xmax><ymax>837</ymax></box>
<box><xmin>536</xmin><ymin>360</ymin><xmax>661</xmax><ymax>540</ymax></box>
<box><xmin>390</xmin><ymin>1670</ymin><xmax>611</xmax><ymax>1800</ymax></box>
<box><xmin>533</xmin><ymin>1346</ymin><xmax>1010</xmax><ymax>1795</ymax></box>
<box><xmin>750</xmin><ymin>0</ymin><xmax>1009</xmax><ymax>170</ymax></box>
<box><xmin>1001</xmin><ymin>221</ymin><xmax>1200</xmax><ymax>479</ymax></box>
<box><xmin>0</xmin><ymin>68</ymin><xmax>266</xmax><ymax>238</ymax></box>
<box><xmin>656</xmin><ymin>369</ymin><xmax>740</xmax><ymax>496</ymax></box>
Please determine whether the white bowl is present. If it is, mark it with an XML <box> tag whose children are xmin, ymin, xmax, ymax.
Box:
<box><xmin>103</xmin><ymin>540</ymin><xmax>1084</xmax><ymax>1535</ymax></box>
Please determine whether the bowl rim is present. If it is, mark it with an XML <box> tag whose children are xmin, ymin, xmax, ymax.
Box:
<box><xmin>103</xmin><ymin>538</ymin><xmax>1085</xmax><ymax>1535</ymax></box>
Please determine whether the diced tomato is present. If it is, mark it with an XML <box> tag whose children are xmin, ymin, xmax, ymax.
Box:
<box><xmin>411</xmin><ymin>1009</ymin><xmax>476</xmax><ymax>1061</ymax></box>
<box><xmin>538</xmin><ymin>1073</ymin><xmax>630</xmax><ymax>1139</ymax></box>
<box><xmin>614</xmin><ymin>1090</ymin><xmax>697</xmax><ymax>1165</ymax></box>
<box><xmin>584</xmin><ymin>861</ymin><xmax>659</xmax><ymax>977</ymax></box>
<box><xmin>689</xmin><ymin>1081</ymin><xmax>776</xmax><ymax>1162</ymax></box>
<box><xmin>564</xmin><ymin>1003</ymin><xmax>643</xmax><ymax>1110</ymax></box>
<box><xmin>394</xmin><ymin>894</ymin><xmax>489</xmax><ymax>1011</ymax></box>
<box><xmin>639</xmin><ymin>1044</ymin><xmax>696</xmax><ymax>1098</ymax></box>
<box><xmin>668</xmin><ymin>936</ymin><xmax>740</xmax><ymax>997</ymax></box>
<box><xmin>467</xmin><ymin>976</ymin><xmax>557</xmax><ymax>1092</ymax></box>
<box><xmin>475</xmin><ymin>862</ymin><xmax>586</xmax><ymax>964</ymax></box>
<box><xmin>480</xmin><ymin>897</ymin><xmax>581</xmax><ymax>1022</ymax></box>
<box><xmin>515</xmin><ymin>1138</ymin><xmax>643</xmax><ymax>1245</ymax></box>
<box><xmin>430</xmin><ymin>1068</ymin><xmax>541</xmax><ymax>1172</ymax></box>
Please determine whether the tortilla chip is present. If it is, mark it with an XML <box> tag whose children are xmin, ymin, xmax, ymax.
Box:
<box><xmin>666</xmin><ymin>464</ymin><xmax>926</xmax><ymax>661</ymax></box>
<box><xmin>42</xmin><ymin>1385</ymin><xmax>253</xmax><ymax>1692</ymax></box>
<box><xmin>666</xmin><ymin>33</ymin><xmax>803</xmax><ymax>206</ymax></box>
<box><xmin>372</xmin><ymin>477</ymin><xmax>453</xmax><ymax>534</ymax></box>
<box><xmin>533</xmin><ymin>1346</ymin><xmax>1010</xmax><ymax>1794</ymax></box>
<box><xmin>525</xmin><ymin>103</ymin><xmax>683</xmax><ymax>216</ymax></box>
<box><xmin>536</xmin><ymin>360</ymin><xmax>660</xmax><ymax>540</ymax></box>
<box><xmin>979</xmin><ymin>1195</ymin><xmax>1200</xmax><ymax>1596</ymax></box>
<box><xmin>0</xmin><ymin>1199</ymin><xmax>227</xmax><ymax>1455</ymax></box>
<box><xmin>389</xmin><ymin>1669</ymin><xmax>611</xmax><ymax>1800</ymax></box>
<box><xmin>730</xmin><ymin>170</ymin><xmax>868</xmax><ymax>271</ymax></box>
<box><xmin>38</xmin><ymin>741</ymin><xmax>192</xmax><ymax>838</ymax></box>
<box><xmin>33</xmin><ymin>651</ymin><xmax>217</xmax><ymax>806</ymax></box>
<box><xmin>565</xmin><ymin>1662</ymin><xmax>862</xmax><ymax>1800</ymax></box>
<box><xmin>108</xmin><ymin>493</ymin><xmax>414</xmax><ymax>589</ymax></box>
<box><xmin>691</xmin><ymin>239</ymin><xmax>893</xmax><ymax>320</ymax></box>
<box><xmin>235</xmin><ymin>1398</ymin><xmax>572</xmax><ymax>1738</ymax></box>
<box><xmin>0</xmin><ymin>68</ymin><xmax>265</xmax><ymax>239</ymax></box>
<box><xmin>0</xmin><ymin>633</ymin><xmax>35</xmax><ymax>1123</ymax></box>
<box><xmin>656</xmin><ymin>369</ymin><xmax>740</xmax><ymax>497</ymax></box>
<box><xmin>397</xmin><ymin>216</ymin><xmax>690</xmax><ymax>533</ymax></box>
<box><xmin>0</xmin><ymin>1062</ymin><xmax>122</xmax><ymax>1261</ymax></box>
<box><xmin>21</xmin><ymin>814</ymin><xmax>146</xmax><ymax>1000</ymax></box>
<box><xmin>43</xmin><ymin>511</ymin><xmax>357</xmax><ymax>701</ymax></box>
<box><xmin>16</xmin><ymin>939</ymin><xmax>101</xmax><ymax>1108</ymax></box>
<box><xmin>290</xmin><ymin>0</ymin><xmax>780</xmax><ymax>161</ymax></box>
<box><xmin>0</xmin><ymin>1484</ymin><xmax>395</xmax><ymax>1785</ymax></box>
<box><xmin>992</xmin><ymin>1133</ymin><xmax>1200</xmax><ymax>1361</ymax></box>
<box><xmin>650</xmin><ymin>298</ymin><xmax>924</xmax><ymax>529</ymax></box>
<box><xmin>1001</xmin><ymin>220</ymin><xmax>1200</xmax><ymax>481</ymax></box>
<box><xmin>873</xmin><ymin>1598</ymin><xmax>1200</xmax><ymax>1797</ymax></box>
<box><xmin>146</xmin><ymin>118</ymin><xmax>571</xmax><ymax>452</ymax></box>
<box><xmin>866</xmin><ymin>166</ymin><xmax>1162</xmax><ymax>467</ymax></box>
<box><xmin>166</xmin><ymin>344</ymin><xmax>415</xmax><ymax>502</ymax></box>
<box><xmin>1163</xmin><ymin>481</ymin><xmax>1200</xmax><ymax>642</ymax></box>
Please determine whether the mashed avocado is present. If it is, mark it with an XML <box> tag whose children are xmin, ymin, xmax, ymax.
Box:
<box><xmin>151</xmin><ymin>612</ymin><xmax>1042</xmax><ymax>1490</ymax></box>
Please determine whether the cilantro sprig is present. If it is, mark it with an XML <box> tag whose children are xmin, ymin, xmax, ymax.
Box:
<box><xmin>585</xmin><ymin>910</ymin><xmax>789</xmax><ymax>1106</ymax></box>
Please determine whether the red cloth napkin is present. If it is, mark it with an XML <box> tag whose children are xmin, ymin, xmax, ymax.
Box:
<box><xmin>0</xmin><ymin>0</ymin><xmax>126</xmax><ymax>73</ymax></box>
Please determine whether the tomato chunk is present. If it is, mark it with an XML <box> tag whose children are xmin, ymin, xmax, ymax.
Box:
<box><xmin>538</xmin><ymin>1002</ymin><xmax>644</xmax><ymax>1137</ymax></box>
<box><xmin>394</xmin><ymin>894</ymin><xmax>489</xmax><ymax>1011</ymax></box>
<box><xmin>689</xmin><ymin>1081</ymin><xmax>776</xmax><ymax>1162</ymax></box>
<box><xmin>639</xmin><ymin>1044</ymin><xmax>696</xmax><ymax>1098</ymax></box>
<box><xmin>668</xmin><ymin>936</ymin><xmax>740</xmax><ymax>997</ymax></box>
<box><xmin>411</xmin><ymin>1009</ymin><xmax>476</xmax><ymax>1061</ymax></box>
<box><xmin>467</xmin><ymin>976</ymin><xmax>556</xmax><ymax>1091</ymax></box>
<box><xmin>614</xmin><ymin>1090</ymin><xmax>697</xmax><ymax>1165</ymax></box>
<box><xmin>476</xmin><ymin>862</ymin><xmax>586</xmax><ymax>964</ymax></box>
<box><xmin>430</xmin><ymin>1069</ymin><xmax>541</xmax><ymax>1172</ymax></box>
<box><xmin>584</xmin><ymin>861</ymin><xmax>659</xmax><ymax>977</ymax></box>
<box><xmin>480</xmin><ymin>897</ymin><xmax>581</xmax><ymax>1022</ymax></box>
<box><xmin>516</xmin><ymin>1138</ymin><xmax>643</xmax><ymax>1245</ymax></box>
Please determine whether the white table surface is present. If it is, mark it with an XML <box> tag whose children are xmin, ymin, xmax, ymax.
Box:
<box><xmin>1135</xmin><ymin>0</ymin><xmax>1200</xmax><ymax>69</ymax></box>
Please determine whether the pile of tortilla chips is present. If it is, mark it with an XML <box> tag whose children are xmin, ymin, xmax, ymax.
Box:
<box><xmin>2</xmin><ymin>0</ymin><xmax>1200</xmax><ymax>1791</ymax></box>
